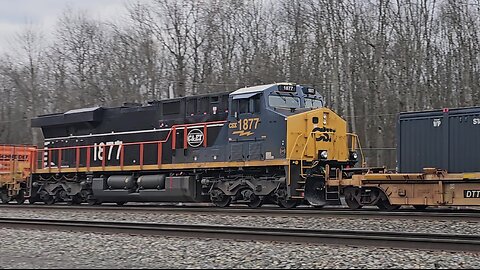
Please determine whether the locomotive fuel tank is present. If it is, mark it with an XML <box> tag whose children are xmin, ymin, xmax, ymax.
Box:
<box><xmin>107</xmin><ymin>175</ymin><xmax>136</xmax><ymax>190</ymax></box>
<box><xmin>92</xmin><ymin>175</ymin><xmax>202</xmax><ymax>202</ymax></box>
<box><xmin>137</xmin><ymin>175</ymin><xmax>166</xmax><ymax>190</ymax></box>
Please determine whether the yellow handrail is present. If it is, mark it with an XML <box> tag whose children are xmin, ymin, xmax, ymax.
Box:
<box><xmin>288</xmin><ymin>133</ymin><xmax>304</xmax><ymax>159</ymax></box>
<box><xmin>347</xmin><ymin>133</ymin><xmax>366</xmax><ymax>167</ymax></box>
<box><xmin>299</xmin><ymin>132</ymin><xmax>313</xmax><ymax>177</ymax></box>
<box><xmin>299</xmin><ymin>131</ymin><xmax>336</xmax><ymax>177</ymax></box>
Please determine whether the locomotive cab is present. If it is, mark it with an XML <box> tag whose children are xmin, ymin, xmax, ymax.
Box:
<box><xmin>226</xmin><ymin>83</ymin><xmax>360</xmax><ymax>206</ymax></box>
<box><xmin>227</xmin><ymin>83</ymin><xmax>328</xmax><ymax>161</ymax></box>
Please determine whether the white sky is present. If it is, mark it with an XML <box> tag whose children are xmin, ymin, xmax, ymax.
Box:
<box><xmin>0</xmin><ymin>0</ymin><xmax>141</xmax><ymax>53</ymax></box>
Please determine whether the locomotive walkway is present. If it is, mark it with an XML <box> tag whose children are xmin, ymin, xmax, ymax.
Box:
<box><xmin>0</xmin><ymin>217</ymin><xmax>478</xmax><ymax>252</ymax></box>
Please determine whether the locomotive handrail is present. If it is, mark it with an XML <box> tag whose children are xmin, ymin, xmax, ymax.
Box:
<box><xmin>299</xmin><ymin>131</ymin><xmax>335</xmax><ymax>177</ymax></box>
<box><xmin>288</xmin><ymin>133</ymin><xmax>303</xmax><ymax>159</ymax></box>
<box><xmin>300</xmin><ymin>132</ymin><xmax>314</xmax><ymax>178</ymax></box>
<box><xmin>36</xmin><ymin>120</ymin><xmax>227</xmax><ymax>173</ymax></box>
<box><xmin>347</xmin><ymin>133</ymin><xmax>366</xmax><ymax>167</ymax></box>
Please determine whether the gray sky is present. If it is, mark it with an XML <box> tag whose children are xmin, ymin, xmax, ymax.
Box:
<box><xmin>0</xmin><ymin>0</ymin><xmax>136</xmax><ymax>52</ymax></box>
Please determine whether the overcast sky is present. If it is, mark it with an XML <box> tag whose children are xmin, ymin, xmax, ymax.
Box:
<box><xmin>0</xmin><ymin>0</ymin><xmax>140</xmax><ymax>53</ymax></box>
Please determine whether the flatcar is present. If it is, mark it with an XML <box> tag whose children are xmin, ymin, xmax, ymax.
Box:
<box><xmin>328</xmin><ymin>106</ymin><xmax>480</xmax><ymax>210</ymax></box>
<box><xmin>21</xmin><ymin>83</ymin><xmax>360</xmax><ymax>208</ymax></box>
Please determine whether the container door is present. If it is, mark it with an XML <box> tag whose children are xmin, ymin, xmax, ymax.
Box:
<box><xmin>448</xmin><ymin>112</ymin><xmax>480</xmax><ymax>173</ymax></box>
<box><xmin>398</xmin><ymin>112</ymin><xmax>445</xmax><ymax>173</ymax></box>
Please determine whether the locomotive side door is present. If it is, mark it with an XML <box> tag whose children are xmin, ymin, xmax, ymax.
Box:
<box><xmin>228</xmin><ymin>93</ymin><xmax>263</xmax><ymax>161</ymax></box>
<box><xmin>228</xmin><ymin>93</ymin><xmax>262</xmax><ymax>142</ymax></box>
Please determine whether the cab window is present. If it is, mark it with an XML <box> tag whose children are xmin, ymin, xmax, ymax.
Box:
<box><xmin>305</xmin><ymin>98</ymin><xmax>324</xmax><ymax>109</ymax></box>
<box><xmin>232</xmin><ymin>94</ymin><xmax>262</xmax><ymax>116</ymax></box>
<box><xmin>239</xmin><ymin>99</ymin><xmax>249</xmax><ymax>114</ymax></box>
<box><xmin>269</xmin><ymin>94</ymin><xmax>301</xmax><ymax>109</ymax></box>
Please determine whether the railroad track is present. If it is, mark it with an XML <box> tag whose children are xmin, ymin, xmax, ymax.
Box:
<box><xmin>0</xmin><ymin>217</ymin><xmax>478</xmax><ymax>252</ymax></box>
<box><xmin>1</xmin><ymin>204</ymin><xmax>480</xmax><ymax>221</ymax></box>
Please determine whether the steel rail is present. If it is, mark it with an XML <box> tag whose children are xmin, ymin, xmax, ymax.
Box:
<box><xmin>0</xmin><ymin>217</ymin><xmax>478</xmax><ymax>252</ymax></box>
<box><xmin>1</xmin><ymin>204</ymin><xmax>480</xmax><ymax>221</ymax></box>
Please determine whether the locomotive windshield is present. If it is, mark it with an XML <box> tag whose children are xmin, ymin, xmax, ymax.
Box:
<box><xmin>269</xmin><ymin>94</ymin><xmax>301</xmax><ymax>109</ymax></box>
<box><xmin>304</xmin><ymin>97</ymin><xmax>324</xmax><ymax>109</ymax></box>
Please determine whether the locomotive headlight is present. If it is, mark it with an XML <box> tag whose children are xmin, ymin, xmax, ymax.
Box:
<box><xmin>350</xmin><ymin>151</ymin><xmax>358</xmax><ymax>160</ymax></box>
<box><xmin>320</xmin><ymin>150</ymin><xmax>328</xmax><ymax>160</ymax></box>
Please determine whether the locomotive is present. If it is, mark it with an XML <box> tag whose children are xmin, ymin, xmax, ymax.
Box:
<box><xmin>25</xmin><ymin>83</ymin><xmax>360</xmax><ymax>208</ymax></box>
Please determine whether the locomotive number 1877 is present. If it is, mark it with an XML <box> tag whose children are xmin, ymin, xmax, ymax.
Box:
<box><xmin>230</xmin><ymin>118</ymin><xmax>260</xmax><ymax>137</ymax></box>
<box><xmin>93</xmin><ymin>141</ymin><xmax>123</xmax><ymax>161</ymax></box>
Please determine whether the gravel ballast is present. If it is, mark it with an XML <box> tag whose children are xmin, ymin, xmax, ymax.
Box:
<box><xmin>0</xmin><ymin>228</ymin><xmax>478</xmax><ymax>269</ymax></box>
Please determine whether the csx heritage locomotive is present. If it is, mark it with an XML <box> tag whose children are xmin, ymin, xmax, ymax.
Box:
<box><xmin>24</xmin><ymin>83</ymin><xmax>360</xmax><ymax>207</ymax></box>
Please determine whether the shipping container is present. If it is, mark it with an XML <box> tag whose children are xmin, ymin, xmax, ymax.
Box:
<box><xmin>397</xmin><ymin>106</ymin><xmax>480</xmax><ymax>173</ymax></box>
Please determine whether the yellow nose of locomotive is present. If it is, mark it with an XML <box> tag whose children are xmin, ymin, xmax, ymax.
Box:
<box><xmin>286</xmin><ymin>108</ymin><xmax>353</xmax><ymax>163</ymax></box>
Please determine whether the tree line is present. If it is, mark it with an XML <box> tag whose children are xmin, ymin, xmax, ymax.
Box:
<box><xmin>1</xmin><ymin>0</ymin><xmax>479</xmax><ymax>168</ymax></box>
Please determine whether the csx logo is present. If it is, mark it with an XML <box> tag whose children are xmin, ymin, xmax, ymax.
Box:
<box><xmin>473</xmin><ymin>118</ymin><xmax>480</xmax><ymax>125</ymax></box>
<box><xmin>187</xmin><ymin>129</ymin><xmax>204</xmax><ymax>147</ymax></box>
<box><xmin>312</xmin><ymin>127</ymin><xmax>336</xmax><ymax>142</ymax></box>
<box><xmin>433</xmin><ymin>119</ymin><xmax>441</xmax><ymax>127</ymax></box>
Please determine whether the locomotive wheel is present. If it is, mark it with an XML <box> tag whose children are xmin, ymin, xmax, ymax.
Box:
<box><xmin>278</xmin><ymin>199</ymin><xmax>298</xmax><ymax>209</ymax></box>
<box><xmin>44</xmin><ymin>195</ymin><xmax>55</xmax><ymax>205</ymax></box>
<box><xmin>376</xmin><ymin>199</ymin><xmax>400</xmax><ymax>211</ymax></box>
<box><xmin>210</xmin><ymin>189</ymin><xmax>231</xmax><ymax>208</ymax></box>
<box><xmin>80</xmin><ymin>190</ymin><xmax>91</xmax><ymax>201</ymax></box>
<box><xmin>15</xmin><ymin>190</ymin><xmax>25</xmax><ymax>205</ymax></box>
<box><xmin>56</xmin><ymin>189</ymin><xmax>68</xmax><ymax>202</ymax></box>
<box><xmin>87</xmin><ymin>200</ymin><xmax>99</xmax><ymax>206</ymax></box>
<box><xmin>67</xmin><ymin>195</ymin><xmax>82</xmax><ymax>205</ymax></box>
<box><xmin>28</xmin><ymin>194</ymin><xmax>39</xmax><ymax>204</ymax></box>
<box><xmin>345</xmin><ymin>196</ymin><xmax>362</xmax><ymax>210</ymax></box>
<box><xmin>344</xmin><ymin>187</ymin><xmax>362</xmax><ymax>210</ymax></box>
<box><xmin>0</xmin><ymin>191</ymin><xmax>10</xmax><ymax>204</ymax></box>
<box><xmin>73</xmin><ymin>195</ymin><xmax>83</xmax><ymax>205</ymax></box>
<box><xmin>247</xmin><ymin>194</ymin><xmax>263</xmax><ymax>209</ymax></box>
<box><xmin>87</xmin><ymin>195</ymin><xmax>99</xmax><ymax>206</ymax></box>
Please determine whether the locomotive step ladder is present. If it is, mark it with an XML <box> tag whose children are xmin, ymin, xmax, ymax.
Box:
<box><xmin>325</xmin><ymin>186</ymin><xmax>341</xmax><ymax>203</ymax></box>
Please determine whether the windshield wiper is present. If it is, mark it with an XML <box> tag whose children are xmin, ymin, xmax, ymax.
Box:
<box><xmin>287</xmin><ymin>92</ymin><xmax>299</xmax><ymax>104</ymax></box>
<box><xmin>277</xmin><ymin>94</ymin><xmax>287</xmax><ymax>103</ymax></box>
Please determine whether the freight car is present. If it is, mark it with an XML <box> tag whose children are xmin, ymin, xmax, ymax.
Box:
<box><xmin>21</xmin><ymin>83</ymin><xmax>360</xmax><ymax>208</ymax></box>
<box><xmin>327</xmin><ymin>106</ymin><xmax>480</xmax><ymax>210</ymax></box>
<box><xmin>0</xmin><ymin>145</ymin><xmax>35</xmax><ymax>204</ymax></box>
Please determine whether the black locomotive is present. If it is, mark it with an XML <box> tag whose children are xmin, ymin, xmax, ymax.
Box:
<box><xmin>30</xmin><ymin>83</ymin><xmax>358</xmax><ymax>208</ymax></box>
